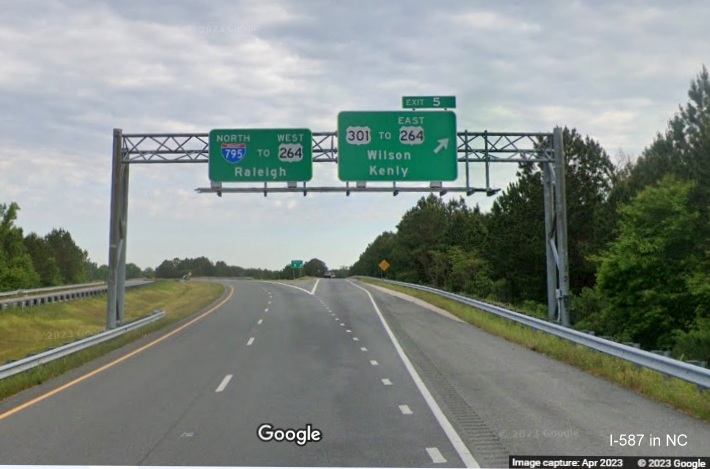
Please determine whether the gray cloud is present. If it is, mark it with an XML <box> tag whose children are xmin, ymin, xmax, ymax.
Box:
<box><xmin>0</xmin><ymin>0</ymin><xmax>707</xmax><ymax>269</ymax></box>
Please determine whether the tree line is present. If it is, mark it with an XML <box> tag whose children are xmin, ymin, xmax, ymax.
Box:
<box><xmin>0</xmin><ymin>203</ymin><xmax>151</xmax><ymax>290</ymax></box>
<box><xmin>154</xmin><ymin>256</ymin><xmax>339</xmax><ymax>279</ymax></box>
<box><xmin>0</xmin><ymin>199</ymin><xmax>340</xmax><ymax>291</ymax></box>
<box><xmin>351</xmin><ymin>66</ymin><xmax>710</xmax><ymax>362</ymax></box>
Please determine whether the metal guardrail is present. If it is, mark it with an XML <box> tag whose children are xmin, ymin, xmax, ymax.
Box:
<box><xmin>0</xmin><ymin>281</ymin><xmax>105</xmax><ymax>298</ymax></box>
<box><xmin>369</xmin><ymin>278</ymin><xmax>710</xmax><ymax>389</ymax></box>
<box><xmin>0</xmin><ymin>280</ymin><xmax>153</xmax><ymax>310</ymax></box>
<box><xmin>0</xmin><ymin>310</ymin><xmax>166</xmax><ymax>381</ymax></box>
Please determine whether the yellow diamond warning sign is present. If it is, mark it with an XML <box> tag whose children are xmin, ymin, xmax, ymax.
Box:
<box><xmin>378</xmin><ymin>260</ymin><xmax>390</xmax><ymax>271</ymax></box>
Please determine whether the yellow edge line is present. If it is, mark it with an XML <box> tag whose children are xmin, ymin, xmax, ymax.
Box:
<box><xmin>0</xmin><ymin>284</ymin><xmax>235</xmax><ymax>422</ymax></box>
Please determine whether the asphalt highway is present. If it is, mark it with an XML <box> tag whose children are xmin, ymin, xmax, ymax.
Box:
<box><xmin>0</xmin><ymin>278</ymin><xmax>707</xmax><ymax>467</ymax></box>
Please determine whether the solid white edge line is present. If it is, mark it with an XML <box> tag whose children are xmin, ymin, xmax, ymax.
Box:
<box><xmin>311</xmin><ymin>278</ymin><xmax>320</xmax><ymax>295</ymax></box>
<box><xmin>399</xmin><ymin>404</ymin><xmax>413</xmax><ymax>415</ymax></box>
<box><xmin>215</xmin><ymin>374</ymin><xmax>233</xmax><ymax>393</ymax></box>
<box><xmin>426</xmin><ymin>447</ymin><xmax>447</xmax><ymax>464</ymax></box>
<box><xmin>263</xmin><ymin>280</ymin><xmax>313</xmax><ymax>295</ymax></box>
<box><xmin>348</xmin><ymin>280</ymin><xmax>479</xmax><ymax>468</ymax></box>
<box><xmin>247</xmin><ymin>337</ymin><xmax>255</xmax><ymax>346</ymax></box>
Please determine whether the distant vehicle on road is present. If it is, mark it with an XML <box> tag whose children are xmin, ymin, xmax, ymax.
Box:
<box><xmin>324</xmin><ymin>271</ymin><xmax>336</xmax><ymax>278</ymax></box>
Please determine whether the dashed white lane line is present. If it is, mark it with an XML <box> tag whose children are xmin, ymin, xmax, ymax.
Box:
<box><xmin>346</xmin><ymin>329</ymin><xmax>352</xmax><ymax>333</ymax></box>
<box><xmin>340</xmin><ymin>323</ymin><xmax>345</xmax><ymax>327</ymax></box>
<box><xmin>215</xmin><ymin>374</ymin><xmax>233</xmax><ymax>393</ymax></box>
<box><xmin>370</xmin><ymin>360</ymin><xmax>379</xmax><ymax>366</ymax></box>
<box><xmin>382</xmin><ymin>378</ymin><xmax>392</xmax><ymax>385</ymax></box>
<box><xmin>247</xmin><ymin>337</ymin><xmax>255</xmax><ymax>346</ymax></box>
<box><xmin>331</xmin><ymin>313</ymin><xmax>335</xmax><ymax>317</ymax></box>
<box><xmin>360</xmin><ymin>347</ymin><xmax>368</xmax><ymax>352</ymax></box>
<box><xmin>268</xmin><ymin>300</ymin><xmax>271</xmax><ymax>305</ymax></box>
<box><xmin>426</xmin><ymin>447</ymin><xmax>447</xmax><ymax>464</ymax></box>
<box><xmin>353</xmin><ymin>337</ymin><xmax>359</xmax><ymax>341</ymax></box>
<box><xmin>399</xmin><ymin>405</ymin><xmax>413</xmax><ymax>415</ymax></box>
<box><xmin>257</xmin><ymin>319</ymin><xmax>263</xmax><ymax>325</ymax></box>
<box><xmin>265</xmin><ymin>308</ymin><xmax>269</xmax><ymax>312</ymax></box>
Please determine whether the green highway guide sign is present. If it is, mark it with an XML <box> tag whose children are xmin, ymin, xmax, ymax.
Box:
<box><xmin>337</xmin><ymin>111</ymin><xmax>457</xmax><ymax>182</ymax></box>
<box><xmin>291</xmin><ymin>260</ymin><xmax>304</xmax><ymax>269</ymax></box>
<box><xmin>402</xmin><ymin>96</ymin><xmax>456</xmax><ymax>109</ymax></box>
<box><xmin>209</xmin><ymin>129</ymin><xmax>312</xmax><ymax>182</ymax></box>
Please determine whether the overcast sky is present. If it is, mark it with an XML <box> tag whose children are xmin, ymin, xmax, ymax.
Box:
<box><xmin>1</xmin><ymin>0</ymin><xmax>707</xmax><ymax>271</ymax></box>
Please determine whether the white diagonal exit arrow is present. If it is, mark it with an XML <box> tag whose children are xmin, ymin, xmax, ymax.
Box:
<box><xmin>433</xmin><ymin>138</ymin><xmax>449</xmax><ymax>154</ymax></box>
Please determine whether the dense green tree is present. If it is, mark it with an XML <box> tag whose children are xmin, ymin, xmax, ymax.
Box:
<box><xmin>593</xmin><ymin>176</ymin><xmax>703</xmax><ymax>348</ymax></box>
<box><xmin>673</xmin><ymin>318</ymin><xmax>710</xmax><ymax>364</ymax></box>
<box><xmin>304</xmin><ymin>258</ymin><xmax>327</xmax><ymax>277</ymax></box>
<box><xmin>214</xmin><ymin>261</ymin><xmax>231</xmax><ymax>277</ymax></box>
<box><xmin>445</xmin><ymin>246</ymin><xmax>493</xmax><ymax>297</ymax></box>
<box><xmin>484</xmin><ymin>128</ymin><xmax>616</xmax><ymax>303</ymax></box>
<box><xmin>125</xmin><ymin>263</ymin><xmax>143</xmax><ymax>279</ymax></box>
<box><xmin>142</xmin><ymin>267</ymin><xmax>155</xmax><ymax>278</ymax></box>
<box><xmin>350</xmin><ymin>231</ymin><xmax>398</xmax><ymax>278</ymax></box>
<box><xmin>609</xmin><ymin>66</ymin><xmax>710</xmax><ymax>208</ymax></box>
<box><xmin>484</xmin><ymin>172</ymin><xmax>545</xmax><ymax>303</ymax></box>
<box><xmin>45</xmin><ymin>228</ymin><xmax>88</xmax><ymax>284</ymax></box>
<box><xmin>24</xmin><ymin>232</ymin><xmax>62</xmax><ymax>286</ymax></box>
<box><xmin>395</xmin><ymin>195</ymin><xmax>449</xmax><ymax>284</ymax></box>
<box><xmin>156</xmin><ymin>258</ymin><xmax>180</xmax><ymax>278</ymax></box>
<box><xmin>0</xmin><ymin>203</ymin><xmax>40</xmax><ymax>290</ymax></box>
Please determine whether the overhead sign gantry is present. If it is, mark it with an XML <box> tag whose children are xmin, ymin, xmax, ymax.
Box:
<box><xmin>107</xmin><ymin>94</ymin><xmax>571</xmax><ymax>332</ymax></box>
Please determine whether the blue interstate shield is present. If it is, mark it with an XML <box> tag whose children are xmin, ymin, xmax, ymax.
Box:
<box><xmin>221</xmin><ymin>143</ymin><xmax>247</xmax><ymax>163</ymax></box>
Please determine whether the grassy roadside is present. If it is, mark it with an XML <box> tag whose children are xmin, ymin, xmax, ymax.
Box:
<box><xmin>0</xmin><ymin>280</ymin><xmax>225</xmax><ymax>402</ymax></box>
<box><xmin>361</xmin><ymin>279</ymin><xmax>710</xmax><ymax>422</ymax></box>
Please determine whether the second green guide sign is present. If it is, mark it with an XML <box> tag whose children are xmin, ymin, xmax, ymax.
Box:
<box><xmin>209</xmin><ymin>129</ymin><xmax>312</xmax><ymax>182</ymax></box>
<box><xmin>337</xmin><ymin>111</ymin><xmax>457</xmax><ymax>181</ymax></box>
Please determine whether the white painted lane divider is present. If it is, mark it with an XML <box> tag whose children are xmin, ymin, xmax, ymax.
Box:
<box><xmin>265</xmin><ymin>308</ymin><xmax>269</xmax><ymax>312</ymax></box>
<box><xmin>263</xmin><ymin>281</ymin><xmax>313</xmax><ymax>295</ymax></box>
<box><xmin>370</xmin><ymin>360</ymin><xmax>379</xmax><ymax>366</ymax></box>
<box><xmin>426</xmin><ymin>447</ymin><xmax>447</xmax><ymax>464</ymax></box>
<box><xmin>382</xmin><ymin>378</ymin><xmax>392</xmax><ymax>385</ymax></box>
<box><xmin>257</xmin><ymin>319</ymin><xmax>263</xmax><ymax>325</ymax></box>
<box><xmin>360</xmin><ymin>347</ymin><xmax>368</xmax><ymax>352</ymax></box>
<box><xmin>399</xmin><ymin>405</ymin><xmax>413</xmax><ymax>415</ymax></box>
<box><xmin>311</xmin><ymin>279</ymin><xmax>320</xmax><ymax>295</ymax></box>
<box><xmin>353</xmin><ymin>337</ymin><xmax>359</xmax><ymax>341</ymax></box>
<box><xmin>247</xmin><ymin>337</ymin><xmax>255</xmax><ymax>346</ymax></box>
<box><xmin>215</xmin><ymin>374</ymin><xmax>233</xmax><ymax>393</ymax></box>
<box><xmin>348</xmin><ymin>280</ymin><xmax>479</xmax><ymax>468</ymax></box>
<box><xmin>346</xmin><ymin>330</ymin><xmax>352</xmax><ymax>333</ymax></box>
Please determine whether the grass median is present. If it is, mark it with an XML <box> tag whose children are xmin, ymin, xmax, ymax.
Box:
<box><xmin>0</xmin><ymin>279</ymin><xmax>225</xmax><ymax>402</ymax></box>
<box><xmin>361</xmin><ymin>279</ymin><xmax>710</xmax><ymax>423</ymax></box>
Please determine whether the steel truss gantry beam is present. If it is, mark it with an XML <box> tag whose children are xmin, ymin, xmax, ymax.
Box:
<box><xmin>107</xmin><ymin>128</ymin><xmax>570</xmax><ymax>329</ymax></box>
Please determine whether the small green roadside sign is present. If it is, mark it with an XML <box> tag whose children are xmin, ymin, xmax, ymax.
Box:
<box><xmin>337</xmin><ymin>111</ymin><xmax>457</xmax><ymax>182</ymax></box>
<box><xmin>402</xmin><ymin>96</ymin><xmax>456</xmax><ymax>109</ymax></box>
<box><xmin>291</xmin><ymin>260</ymin><xmax>304</xmax><ymax>269</ymax></box>
<box><xmin>209</xmin><ymin>129</ymin><xmax>312</xmax><ymax>182</ymax></box>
